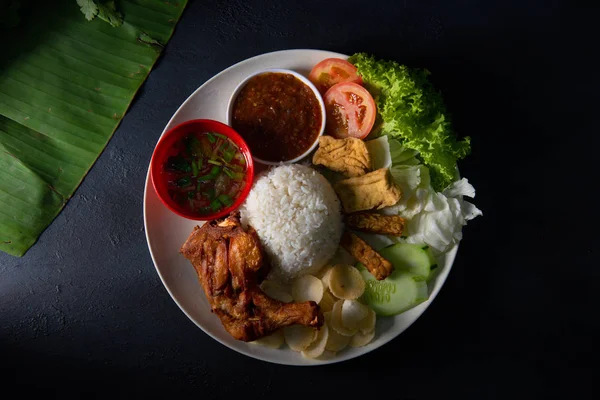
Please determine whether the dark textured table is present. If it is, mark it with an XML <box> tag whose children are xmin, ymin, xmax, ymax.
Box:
<box><xmin>2</xmin><ymin>1</ymin><xmax>597</xmax><ymax>398</ymax></box>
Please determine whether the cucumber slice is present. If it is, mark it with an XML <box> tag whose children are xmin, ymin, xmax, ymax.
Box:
<box><xmin>356</xmin><ymin>264</ymin><xmax>429</xmax><ymax>317</ymax></box>
<box><xmin>379</xmin><ymin>243</ymin><xmax>437</xmax><ymax>281</ymax></box>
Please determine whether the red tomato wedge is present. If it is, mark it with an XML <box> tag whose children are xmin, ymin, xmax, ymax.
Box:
<box><xmin>323</xmin><ymin>82</ymin><xmax>376</xmax><ymax>140</ymax></box>
<box><xmin>308</xmin><ymin>58</ymin><xmax>363</xmax><ymax>94</ymax></box>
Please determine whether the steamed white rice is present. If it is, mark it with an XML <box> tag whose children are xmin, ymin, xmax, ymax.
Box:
<box><xmin>241</xmin><ymin>164</ymin><xmax>342</xmax><ymax>282</ymax></box>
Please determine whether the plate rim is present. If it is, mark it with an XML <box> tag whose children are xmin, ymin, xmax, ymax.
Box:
<box><xmin>143</xmin><ymin>48</ymin><xmax>458</xmax><ymax>366</ymax></box>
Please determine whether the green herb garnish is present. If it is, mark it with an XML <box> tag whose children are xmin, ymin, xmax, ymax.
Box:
<box><xmin>222</xmin><ymin>146</ymin><xmax>235</xmax><ymax>163</ymax></box>
<box><xmin>198</xmin><ymin>166</ymin><xmax>221</xmax><ymax>181</ymax></box>
<box><xmin>176</xmin><ymin>177</ymin><xmax>191</xmax><ymax>187</ymax></box>
<box><xmin>207</xmin><ymin>133</ymin><xmax>216</xmax><ymax>144</ymax></box>
<box><xmin>166</xmin><ymin>155</ymin><xmax>191</xmax><ymax>172</ymax></box>
<box><xmin>210</xmin><ymin>198</ymin><xmax>221</xmax><ymax>212</ymax></box>
<box><xmin>223</xmin><ymin>168</ymin><xmax>235</xmax><ymax>179</ymax></box>
<box><xmin>217</xmin><ymin>194</ymin><xmax>233</xmax><ymax>207</ymax></box>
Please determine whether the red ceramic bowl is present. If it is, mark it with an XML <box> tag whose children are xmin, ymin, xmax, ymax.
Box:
<box><xmin>150</xmin><ymin>119</ymin><xmax>254</xmax><ymax>221</ymax></box>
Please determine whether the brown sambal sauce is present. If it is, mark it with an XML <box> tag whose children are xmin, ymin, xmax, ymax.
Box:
<box><xmin>231</xmin><ymin>72</ymin><xmax>322</xmax><ymax>162</ymax></box>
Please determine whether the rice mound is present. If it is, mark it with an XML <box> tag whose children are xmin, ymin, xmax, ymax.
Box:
<box><xmin>241</xmin><ymin>164</ymin><xmax>342</xmax><ymax>282</ymax></box>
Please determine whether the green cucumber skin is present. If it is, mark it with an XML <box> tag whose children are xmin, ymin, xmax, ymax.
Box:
<box><xmin>356</xmin><ymin>264</ymin><xmax>429</xmax><ymax>317</ymax></box>
<box><xmin>379</xmin><ymin>243</ymin><xmax>437</xmax><ymax>281</ymax></box>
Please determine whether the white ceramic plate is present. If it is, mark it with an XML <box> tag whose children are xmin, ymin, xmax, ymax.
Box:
<box><xmin>143</xmin><ymin>49</ymin><xmax>458</xmax><ymax>366</ymax></box>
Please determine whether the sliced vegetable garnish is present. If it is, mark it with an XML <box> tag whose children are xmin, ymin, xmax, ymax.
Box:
<box><xmin>308</xmin><ymin>58</ymin><xmax>363</xmax><ymax>94</ymax></box>
<box><xmin>217</xmin><ymin>194</ymin><xmax>233</xmax><ymax>207</ymax></box>
<box><xmin>207</xmin><ymin>187</ymin><xmax>216</xmax><ymax>200</ymax></box>
<box><xmin>166</xmin><ymin>155</ymin><xmax>191</xmax><ymax>172</ymax></box>
<box><xmin>211</xmin><ymin>132</ymin><xmax>228</xmax><ymax>139</ymax></box>
<box><xmin>348</xmin><ymin>52</ymin><xmax>471</xmax><ymax>190</ymax></box>
<box><xmin>162</xmin><ymin>131</ymin><xmax>246</xmax><ymax>216</ymax></box>
<box><xmin>210</xmin><ymin>198</ymin><xmax>222</xmax><ymax>212</ymax></box>
<box><xmin>223</xmin><ymin>150</ymin><xmax>235</xmax><ymax>163</ymax></box>
<box><xmin>198</xmin><ymin>166</ymin><xmax>222</xmax><ymax>181</ymax></box>
<box><xmin>176</xmin><ymin>177</ymin><xmax>191</xmax><ymax>187</ymax></box>
<box><xmin>323</xmin><ymin>82</ymin><xmax>376</xmax><ymax>139</ymax></box>
<box><xmin>223</xmin><ymin>168</ymin><xmax>235</xmax><ymax>178</ymax></box>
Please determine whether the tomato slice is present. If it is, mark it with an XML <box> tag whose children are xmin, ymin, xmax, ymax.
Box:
<box><xmin>308</xmin><ymin>58</ymin><xmax>363</xmax><ymax>94</ymax></box>
<box><xmin>323</xmin><ymin>82</ymin><xmax>376</xmax><ymax>140</ymax></box>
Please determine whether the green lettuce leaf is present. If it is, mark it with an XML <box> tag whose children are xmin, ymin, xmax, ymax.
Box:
<box><xmin>348</xmin><ymin>53</ymin><xmax>471</xmax><ymax>191</ymax></box>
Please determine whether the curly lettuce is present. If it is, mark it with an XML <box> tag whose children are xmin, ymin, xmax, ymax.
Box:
<box><xmin>348</xmin><ymin>53</ymin><xmax>471</xmax><ymax>191</ymax></box>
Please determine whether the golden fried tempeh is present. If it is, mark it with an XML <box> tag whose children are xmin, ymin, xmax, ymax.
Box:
<box><xmin>346</xmin><ymin>213</ymin><xmax>405</xmax><ymax>236</ymax></box>
<box><xmin>340</xmin><ymin>230</ymin><xmax>393</xmax><ymax>280</ymax></box>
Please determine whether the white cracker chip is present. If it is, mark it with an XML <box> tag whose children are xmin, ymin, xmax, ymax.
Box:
<box><xmin>341</xmin><ymin>300</ymin><xmax>369</xmax><ymax>330</ymax></box>
<box><xmin>324</xmin><ymin>312</ymin><xmax>351</xmax><ymax>352</ymax></box>
<box><xmin>319</xmin><ymin>290</ymin><xmax>336</xmax><ymax>312</ymax></box>
<box><xmin>284</xmin><ymin>325</ymin><xmax>317</xmax><ymax>351</ymax></box>
<box><xmin>349</xmin><ymin>329</ymin><xmax>375</xmax><ymax>348</ymax></box>
<box><xmin>330</xmin><ymin>299</ymin><xmax>357</xmax><ymax>337</ymax></box>
<box><xmin>317</xmin><ymin>265</ymin><xmax>334</xmax><ymax>289</ymax></box>
<box><xmin>357</xmin><ymin>307</ymin><xmax>376</xmax><ymax>334</ymax></box>
<box><xmin>328</xmin><ymin>265</ymin><xmax>365</xmax><ymax>300</ymax></box>
<box><xmin>291</xmin><ymin>275</ymin><xmax>324</xmax><ymax>304</ymax></box>
<box><xmin>301</xmin><ymin>322</ymin><xmax>329</xmax><ymax>359</ymax></box>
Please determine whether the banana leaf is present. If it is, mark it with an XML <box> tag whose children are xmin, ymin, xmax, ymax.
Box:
<box><xmin>0</xmin><ymin>0</ymin><xmax>187</xmax><ymax>256</ymax></box>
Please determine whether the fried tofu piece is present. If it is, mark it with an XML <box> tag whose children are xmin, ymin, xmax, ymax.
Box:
<box><xmin>340</xmin><ymin>231</ymin><xmax>393</xmax><ymax>280</ymax></box>
<box><xmin>312</xmin><ymin>136</ymin><xmax>371</xmax><ymax>177</ymax></box>
<box><xmin>334</xmin><ymin>168</ymin><xmax>401</xmax><ymax>213</ymax></box>
<box><xmin>346</xmin><ymin>213</ymin><xmax>405</xmax><ymax>236</ymax></box>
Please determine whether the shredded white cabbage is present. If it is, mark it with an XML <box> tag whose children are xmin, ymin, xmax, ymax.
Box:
<box><xmin>405</xmin><ymin>178</ymin><xmax>482</xmax><ymax>254</ymax></box>
<box><xmin>377</xmin><ymin>139</ymin><xmax>482</xmax><ymax>254</ymax></box>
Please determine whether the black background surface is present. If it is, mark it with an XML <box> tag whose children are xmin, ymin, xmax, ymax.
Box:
<box><xmin>2</xmin><ymin>0</ymin><xmax>598</xmax><ymax>398</ymax></box>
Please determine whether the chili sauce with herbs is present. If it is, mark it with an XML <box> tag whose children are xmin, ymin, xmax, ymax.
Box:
<box><xmin>231</xmin><ymin>72</ymin><xmax>322</xmax><ymax>162</ymax></box>
<box><xmin>162</xmin><ymin>132</ymin><xmax>247</xmax><ymax>216</ymax></box>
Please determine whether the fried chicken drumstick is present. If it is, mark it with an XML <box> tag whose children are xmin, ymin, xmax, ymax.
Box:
<box><xmin>180</xmin><ymin>212</ymin><xmax>323</xmax><ymax>342</ymax></box>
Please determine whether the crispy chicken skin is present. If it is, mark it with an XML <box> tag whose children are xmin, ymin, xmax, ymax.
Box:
<box><xmin>341</xmin><ymin>230</ymin><xmax>394</xmax><ymax>280</ymax></box>
<box><xmin>180</xmin><ymin>212</ymin><xmax>323</xmax><ymax>341</ymax></box>
<box><xmin>346</xmin><ymin>213</ymin><xmax>405</xmax><ymax>236</ymax></box>
<box><xmin>334</xmin><ymin>168</ymin><xmax>402</xmax><ymax>213</ymax></box>
<box><xmin>312</xmin><ymin>136</ymin><xmax>371</xmax><ymax>177</ymax></box>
